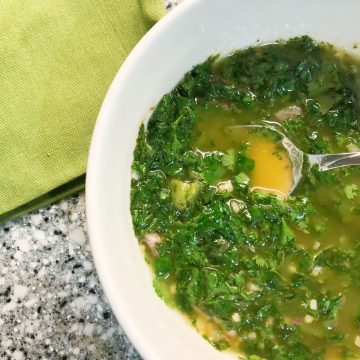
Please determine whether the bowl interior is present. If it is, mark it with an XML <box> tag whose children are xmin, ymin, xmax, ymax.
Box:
<box><xmin>86</xmin><ymin>0</ymin><xmax>360</xmax><ymax>359</ymax></box>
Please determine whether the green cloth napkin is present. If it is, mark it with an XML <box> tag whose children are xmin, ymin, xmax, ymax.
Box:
<box><xmin>0</xmin><ymin>0</ymin><xmax>165</xmax><ymax>223</ymax></box>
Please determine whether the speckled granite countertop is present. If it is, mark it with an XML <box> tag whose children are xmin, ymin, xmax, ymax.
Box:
<box><xmin>0</xmin><ymin>195</ymin><xmax>138</xmax><ymax>360</ymax></box>
<box><xmin>0</xmin><ymin>1</ymin><xmax>183</xmax><ymax>359</ymax></box>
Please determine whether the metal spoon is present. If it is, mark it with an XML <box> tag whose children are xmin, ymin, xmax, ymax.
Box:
<box><xmin>227</xmin><ymin>121</ymin><xmax>360</xmax><ymax>194</ymax></box>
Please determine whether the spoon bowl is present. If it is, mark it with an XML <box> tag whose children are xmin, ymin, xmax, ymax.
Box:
<box><xmin>228</xmin><ymin>122</ymin><xmax>360</xmax><ymax>194</ymax></box>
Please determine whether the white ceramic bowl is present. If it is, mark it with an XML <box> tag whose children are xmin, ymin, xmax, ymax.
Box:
<box><xmin>86</xmin><ymin>0</ymin><xmax>360</xmax><ymax>359</ymax></box>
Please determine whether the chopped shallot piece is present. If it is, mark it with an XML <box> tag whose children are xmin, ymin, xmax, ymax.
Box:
<box><xmin>217</xmin><ymin>180</ymin><xmax>233</xmax><ymax>193</ymax></box>
<box><xmin>144</xmin><ymin>233</ymin><xmax>162</xmax><ymax>255</ymax></box>
<box><xmin>275</xmin><ymin>105</ymin><xmax>302</xmax><ymax>122</ymax></box>
<box><xmin>229</xmin><ymin>200</ymin><xmax>241</xmax><ymax>213</ymax></box>
<box><xmin>228</xmin><ymin>199</ymin><xmax>246</xmax><ymax>214</ymax></box>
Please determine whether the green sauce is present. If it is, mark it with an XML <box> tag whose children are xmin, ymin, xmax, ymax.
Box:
<box><xmin>130</xmin><ymin>36</ymin><xmax>360</xmax><ymax>359</ymax></box>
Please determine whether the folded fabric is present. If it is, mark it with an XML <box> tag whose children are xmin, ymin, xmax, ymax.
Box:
<box><xmin>0</xmin><ymin>0</ymin><xmax>165</xmax><ymax>223</ymax></box>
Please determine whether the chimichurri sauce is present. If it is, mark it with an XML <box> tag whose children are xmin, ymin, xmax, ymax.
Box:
<box><xmin>130</xmin><ymin>36</ymin><xmax>360</xmax><ymax>359</ymax></box>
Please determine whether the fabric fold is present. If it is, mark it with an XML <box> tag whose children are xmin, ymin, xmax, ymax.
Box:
<box><xmin>0</xmin><ymin>0</ymin><xmax>164</xmax><ymax>223</ymax></box>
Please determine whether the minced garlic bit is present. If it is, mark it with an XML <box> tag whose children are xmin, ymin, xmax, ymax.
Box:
<box><xmin>313</xmin><ymin>241</ymin><xmax>321</xmax><ymax>250</ymax></box>
<box><xmin>231</xmin><ymin>312</ymin><xmax>241</xmax><ymax>322</ymax></box>
<box><xmin>217</xmin><ymin>180</ymin><xmax>234</xmax><ymax>193</ymax></box>
<box><xmin>144</xmin><ymin>233</ymin><xmax>162</xmax><ymax>255</ymax></box>
<box><xmin>311</xmin><ymin>266</ymin><xmax>322</xmax><ymax>277</ymax></box>
<box><xmin>310</xmin><ymin>299</ymin><xmax>318</xmax><ymax>311</ymax></box>
<box><xmin>248</xmin><ymin>332</ymin><xmax>257</xmax><ymax>340</ymax></box>
<box><xmin>355</xmin><ymin>335</ymin><xmax>360</xmax><ymax>347</ymax></box>
<box><xmin>131</xmin><ymin>171</ymin><xmax>140</xmax><ymax>181</ymax></box>
<box><xmin>304</xmin><ymin>315</ymin><xmax>314</xmax><ymax>324</ymax></box>
<box><xmin>227</xmin><ymin>330</ymin><xmax>237</xmax><ymax>337</ymax></box>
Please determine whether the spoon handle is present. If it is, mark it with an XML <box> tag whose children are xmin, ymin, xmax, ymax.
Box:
<box><xmin>309</xmin><ymin>152</ymin><xmax>360</xmax><ymax>171</ymax></box>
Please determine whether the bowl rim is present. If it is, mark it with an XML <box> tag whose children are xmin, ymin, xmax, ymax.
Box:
<box><xmin>85</xmin><ymin>0</ymin><xmax>360</xmax><ymax>358</ymax></box>
<box><xmin>85</xmin><ymin>1</ymin><xmax>202</xmax><ymax>358</ymax></box>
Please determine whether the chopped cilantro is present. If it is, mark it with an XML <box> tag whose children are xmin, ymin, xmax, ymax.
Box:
<box><xmin>344</xmin><ymin>184</ymin><xmax>359</xmax><ymax>199</ymax></box>
<box><xmin>222</xmin><ymin>148</ymin><xmax>236</xmax><ymax>170</ymax></box>
<box><xmin>131</xmin><ymin>36</ymin><xmax>360</xmax><ymax>360</ymax></box>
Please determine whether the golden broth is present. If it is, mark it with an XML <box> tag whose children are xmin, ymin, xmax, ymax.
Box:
<box><xmin>194</xmin><ymin>106</ymin><xmax>293</xmax><ymax>196</ymax></box>
<box><xmin>191</xmin><ymin>104</ymin><xmax>360</xmax><ymax>358</ymax></box>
